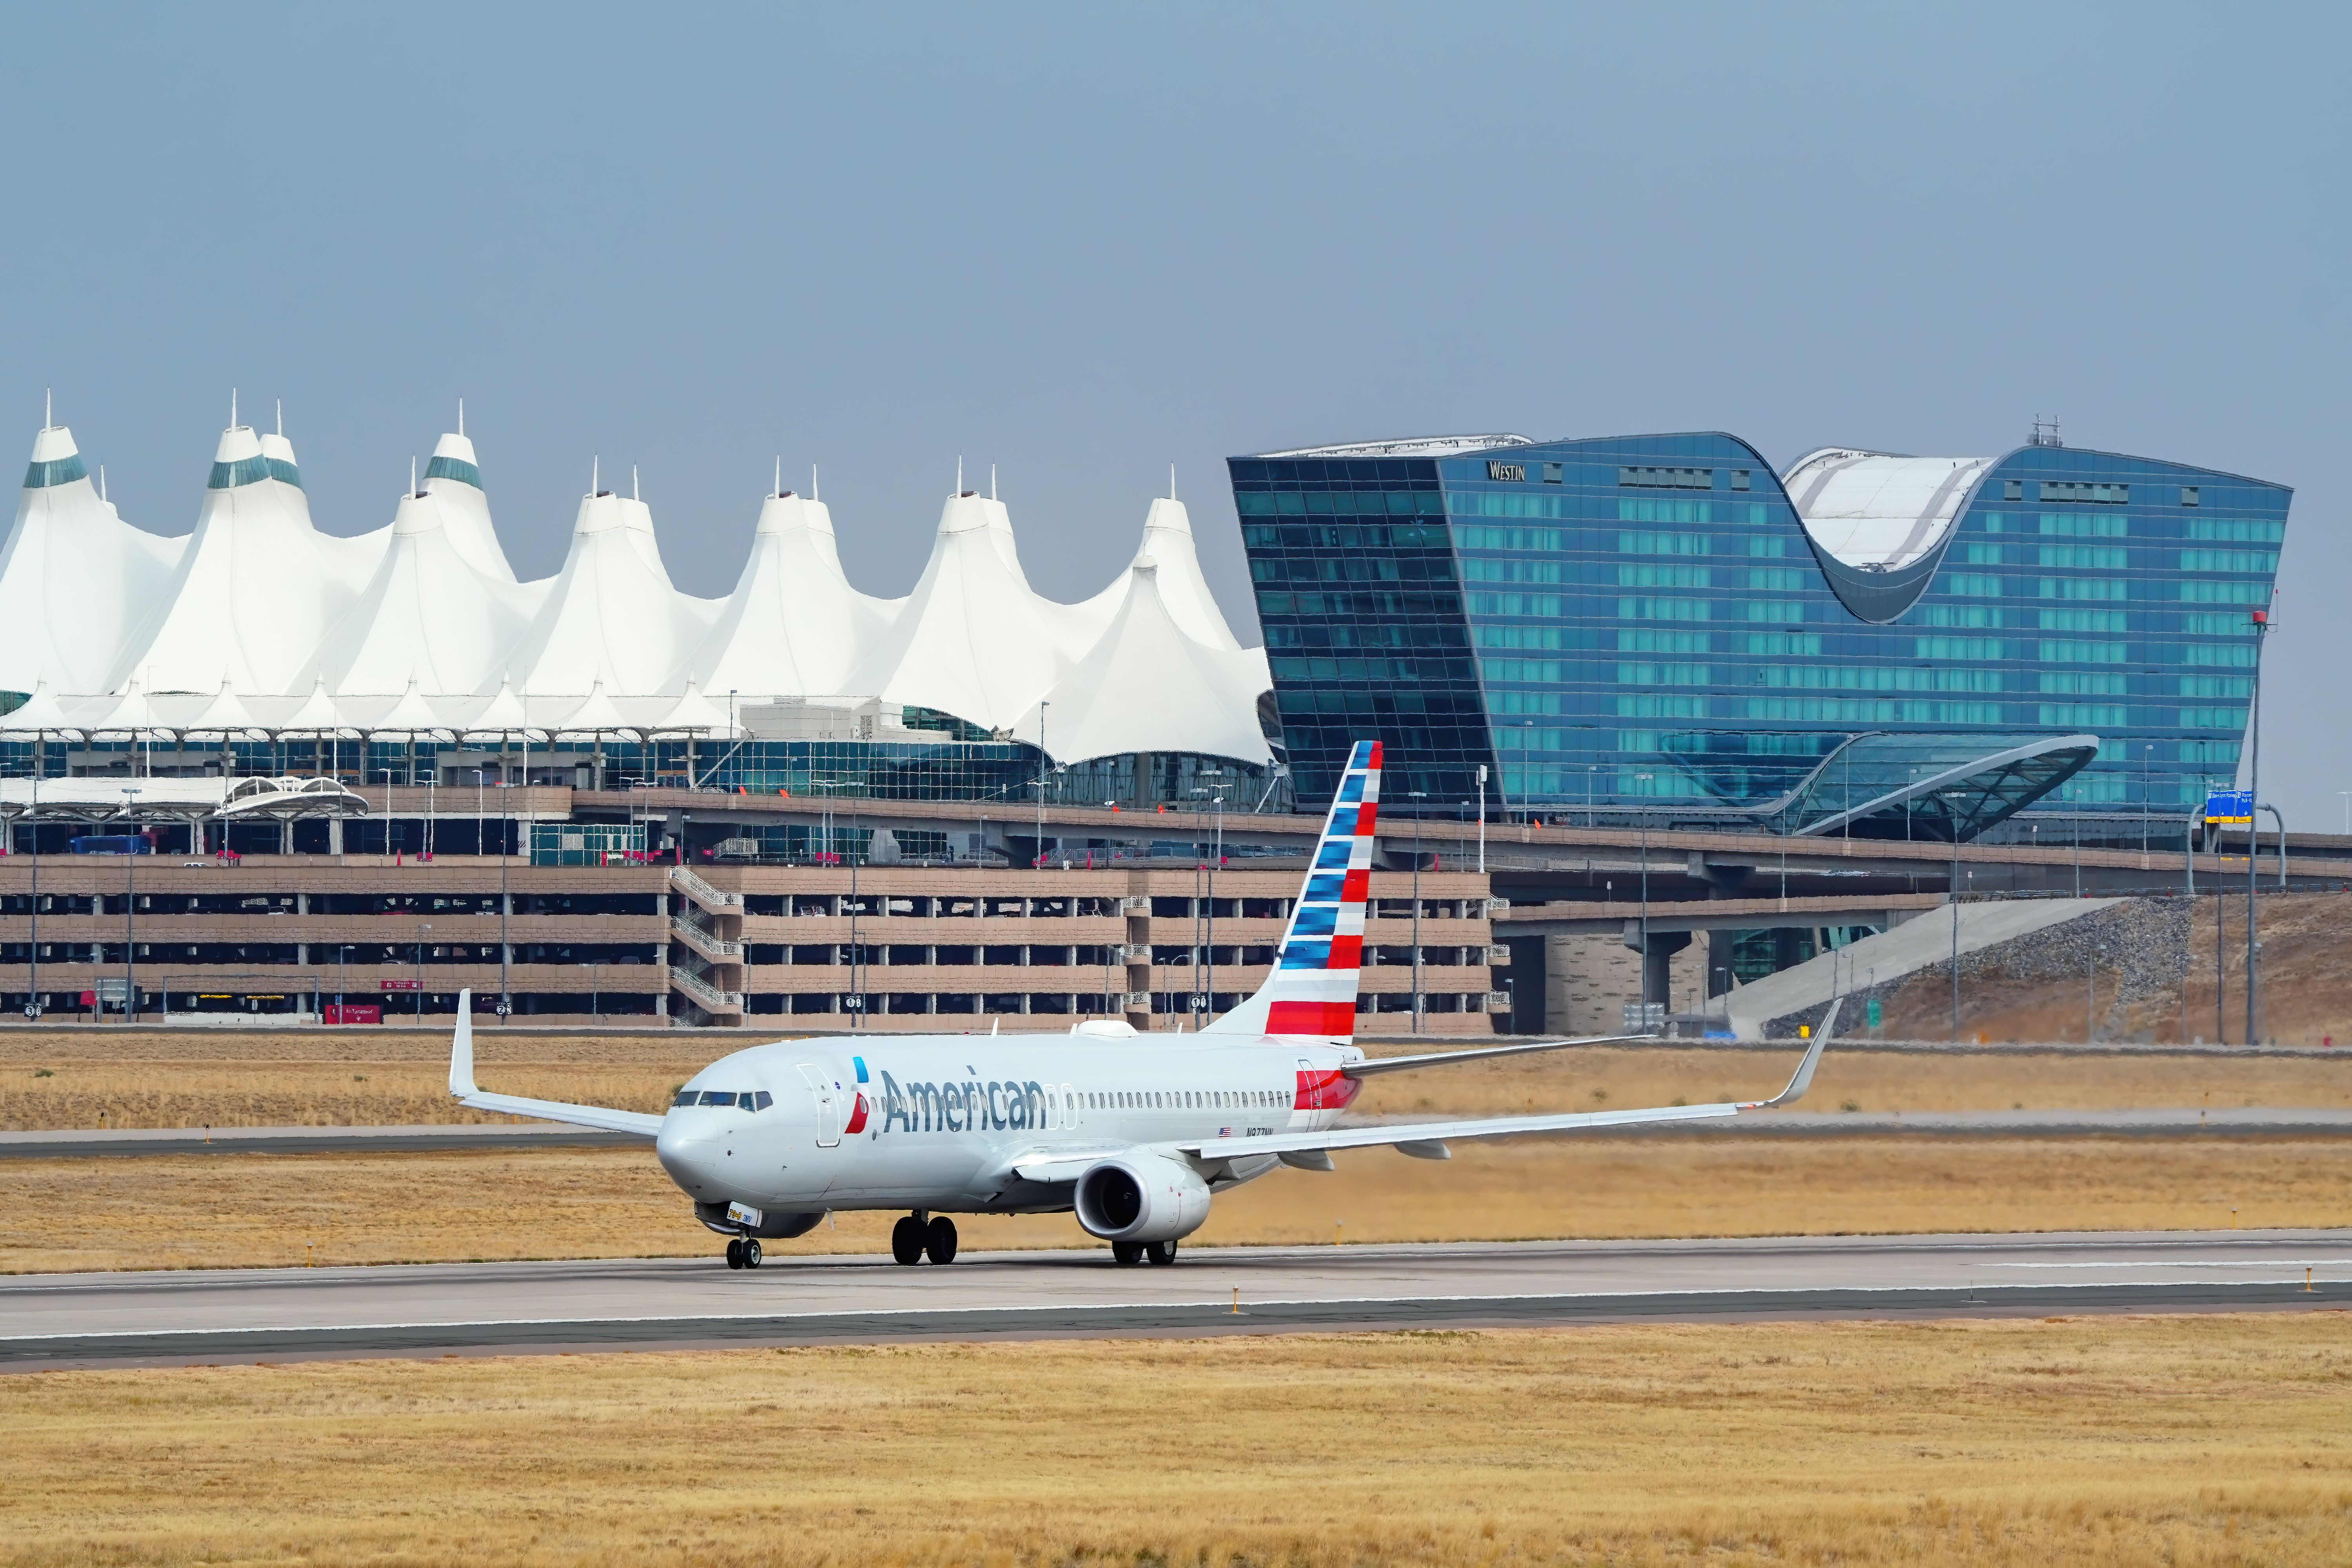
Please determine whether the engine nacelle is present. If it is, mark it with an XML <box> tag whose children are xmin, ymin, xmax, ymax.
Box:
<box><xmin>1074</xmin><ymin>1153</ymin><xmax>1212</xmax><ymax>1243</ymax></box>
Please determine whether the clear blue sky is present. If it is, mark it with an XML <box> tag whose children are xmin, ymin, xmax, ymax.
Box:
<box><xmin>4</xmin><ymin>4</ymin><xmax>2343</xmax><ymax>818</ymax></box>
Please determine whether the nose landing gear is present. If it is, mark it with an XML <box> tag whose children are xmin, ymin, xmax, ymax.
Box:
<box><xmin>891</xmin><ymin>1212</ymin><xmax>958</xmax><ymax>1265</ymax></box>
<box><xmin>725</xmin><ymin>1237</ymin><xmax>763</xmax><ymax>1269</ymax></box>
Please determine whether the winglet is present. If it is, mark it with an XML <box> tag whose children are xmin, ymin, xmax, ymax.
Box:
<box><xmin>1741</xmin><ymin>1034</ymin><xmax>1826</xmax><ymax>1111</ymax></box>
<box><xmin>450</xmin><ymin>989</ymin><xmax>477</xmax><ymax>1097</ymax></box>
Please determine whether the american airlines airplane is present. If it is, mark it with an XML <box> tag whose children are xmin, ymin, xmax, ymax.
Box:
<box><xmin>448</xmin><ymin>740</ymin><xmax>1824</xmax><ymax>1269</ymax></box>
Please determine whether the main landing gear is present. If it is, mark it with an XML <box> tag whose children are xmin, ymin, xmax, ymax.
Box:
<box><xmin>725</xmin><ymin>1236</ymin><xmax>763</xmax><ymax>1270</ymax></box>
<box><xmin>1111</xmin><ymin>1240</ymin><xmax>1178</xmax><ymax>1267</ymax></box>
<box><xmin>891</xmin><ymin>1212</ymin><xmax>958</xmax><ymax>1265</ymax></box>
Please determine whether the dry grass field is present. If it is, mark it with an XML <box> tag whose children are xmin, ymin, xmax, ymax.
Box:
<box><xmin>7</xmin><ymin>1314</ymin><xmax>2352</xmax><ymax>1565</ymax></box>
<box><xmin>5</xmin><ymin>1028</ymin><xmax>2350</xmax><ymax>1131</ymax></box>
<box><xmin>9</xmin><ymin>1135</ymin><xmax>2350</xmax><ymax>1274</ymax></box>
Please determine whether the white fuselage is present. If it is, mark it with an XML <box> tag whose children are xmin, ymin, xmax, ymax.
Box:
<box><xmin>653</xmin><ymin>1032</ymin><xmax>1361</xmax><ymax>1217</ymax></box>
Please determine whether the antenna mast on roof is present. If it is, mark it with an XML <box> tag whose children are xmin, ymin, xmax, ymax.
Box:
<box><xmin>1169</xmin><ymin>463</ymin><xmax>1176</xmax><ymax>501</ymax></box>
<box><xmin>811</xmin><ymin>463</ymin><xmax>819</xmax><ymax>502</ymax></box>
<box><xmin>633</xmin><ymin>465</ymin><xmax>640</xmax><ymax>502</ymax></box>
<box><xmin>956</xmin><ymin>456</ymin><xmax>962</xmax><ymax>495</ymax></box>
<box><xmin>2028</xmin><ymin>413</ymin><xmax>2064</xmax><ymax>449</ymax></box>
<box><xmin>411</xmin><ymin>456</ymin><xmax>417</xmax><ymax>495</ymax></box>
<box><xmin>774</xmin><ymin>456</ymin><xmax>782</xmax><ymax>497</ymax></box>
<box><xmin>457</xmin><ymin>397</ymin><xmax>464</xmax><ymax>437</ymax></box>
<box><xmin>44</xmin><ymin>388</ymin><xmax>51</xmax><ymax>429</ymax></box>
<box><xmin>592</xmin><ymin>456</ymin><xmax>599</xmax><ymax>496</ymax></box>
<box><xmin>990</xmin><ymin>463</ymin><xmax>996</xmax><ymax>501</ymax></box>
<box><xmin>99</xmin><ymin>465</ymin><xmax>106</xmax><ymax>502</ymax></box>
<box><xmin>230</xmin><ymin>388</ymin><xmax>237</xmax><ymax>429</ymax></box>
<box><xmin>276</xmin><ymin>399</ymin><xmax>282</xmax><ymax>438</ymax></box>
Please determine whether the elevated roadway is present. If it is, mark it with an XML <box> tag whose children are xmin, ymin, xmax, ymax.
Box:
<box><xmin>6</xmin><ymin>1230</ymin><xmax>2345</xmax><ymax>1368</ymax></box>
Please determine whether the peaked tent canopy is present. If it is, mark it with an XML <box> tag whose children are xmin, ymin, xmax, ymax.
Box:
<box><xmin>505</xmin><ymin>491</ymin><xmax>706</xmax><ymax>697</ymax></box>
<box><xmin>422</xmin><ymin>429</ymin><xmax>520</xmax><ymax>583</ymax></box>
<box><xmin>675</xmin><ymin>491</ymin><xmax>897</xmax><ymax>697</ymax></box>
<box><xmin>0</xmin><ymin>423</ymin><xmax>184</xmax><ymax>695</ymax></box>
<box><xmin>306</xmin><ymin>490</ymin><xmax>529</xmax><ymax>698</ymax></box>
<box><xmin>1014</xmin><ymin>559</ymin><xmax>1272</xmax><ymax>767</ymax></box>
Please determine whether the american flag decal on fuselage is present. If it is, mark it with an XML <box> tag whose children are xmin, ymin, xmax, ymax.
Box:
<box><xmin>1202</xmin><ymin>739</ymin><xmax>1379</xmax><ymax>1044</ymax></box>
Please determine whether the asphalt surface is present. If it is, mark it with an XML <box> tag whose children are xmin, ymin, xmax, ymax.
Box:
<box><xmin>9</xmin><ymin>1107</ymin><xmax>2352</xmax><ymax>1161</ymax></box>
<box><xmin>5</xmin><ymin>1229</ymin><xmax>2345</xmax><ymax>1368</ymax></box>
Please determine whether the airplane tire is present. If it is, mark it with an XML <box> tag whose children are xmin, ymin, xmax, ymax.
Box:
<box><xmin>1145</xmin><ymin>1240</ymin><xmax>1178</xmax><ymax>1266</ymax></box>
<box><xmin>725</xmin><ymin>1238</ymin><xmax>744</xmax><ymax>1269</ymax></box>
<box><xmin>891</xmin><ymin>1216</ymin><xmax>924</xmax><ymax>1265</ymax></box>
<box><xmin>1111</xmin><ymin>1241</ymin><xmax>1144</xmax><ymax>1266</ymax></box>
<box><xmin>924</xmin><ymin>1216</ymin><xmax>958</xmax><ymax>1265</ymax></box>
<box><xmin>744</xmin><ymin>1239</ymin><xmax>763</xmax><ymax>1269</ymax></box>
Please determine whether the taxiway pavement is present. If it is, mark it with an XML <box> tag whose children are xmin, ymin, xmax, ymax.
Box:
<box><xmin>5</xmin><ymin>1229</ymin><xmax>2345</xmax><ymax>1368</ymax></box>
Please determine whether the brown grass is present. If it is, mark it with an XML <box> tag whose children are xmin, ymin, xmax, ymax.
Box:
<box><xmin>7</xmin><ymin>1315</ymin><xmax>2352</xmax><ymax>1565</ymax></box>
<box><xmin>6</xmin><ymin>1038</ymin><xmax>2351</xmax><ymax>1132</ymax></box>
<box><xmin>10</xmin><ymin>1135</ymin><xmax>2351</xmax><ymax>1274</ymax></box>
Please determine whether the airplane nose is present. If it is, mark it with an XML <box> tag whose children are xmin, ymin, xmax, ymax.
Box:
<box><xmin>654</xmin><ymin>1116</ymin><xmax>722</xmax><ymax>1194</ymax></box>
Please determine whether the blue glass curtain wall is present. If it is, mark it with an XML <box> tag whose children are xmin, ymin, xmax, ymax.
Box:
<box><xmin>1234</xmin><ymin>435</ymin><xmax>2290</xmax><ymax>819</ymax></box>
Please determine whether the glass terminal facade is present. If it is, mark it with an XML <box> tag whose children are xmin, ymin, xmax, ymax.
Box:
<box><xmin>1232</xmin><ymin>432</ymin><xmax>2289</xmax><ymax>834</ymax></box>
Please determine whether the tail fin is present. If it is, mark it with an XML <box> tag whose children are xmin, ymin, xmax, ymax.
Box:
<box><xmin>1202</xmin><ymin>739</ymin><xmax>1379</xmax><ymax>1040</ymax></box>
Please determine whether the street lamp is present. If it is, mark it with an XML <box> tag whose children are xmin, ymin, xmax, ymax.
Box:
<box><xmin>1635</xmin><ymin>772</ymin><xmax>1653</xmax><ymax>1024</ymax></box>
<box><xmin>23</xmin><ymin>750</ymin><xmax>39</xmax><ymax>1019</ymax></box>
<box><xmin>1409</xmin><ymin>790</ymin><xmax>1426</xmax><ymax>1035</ymax></box>
<box><xmin>120</xmin><ymin>785</ymin><xmax>142</xmax><ymax>1024</ymax></box>
<box><xmin>414</xmin><ymin>922</ymin><xmax>430</xmax><ymax>1019</ymax></box>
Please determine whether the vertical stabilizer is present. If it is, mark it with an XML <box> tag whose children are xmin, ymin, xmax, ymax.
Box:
<box><xmin>1201</xmin><ymin>739</ymin><xmax>1380</xmax><ymax>1040</ymax></box>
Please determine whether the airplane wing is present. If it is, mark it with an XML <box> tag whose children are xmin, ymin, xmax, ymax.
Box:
<box><xmin>1181</xmin><ymin>1036</ymin><xmax>1826</xmax><ymax>1165</ymax></box>
<box><xmin>447</xmin><ymin>991</ymin><xmax>664</xmax><ymax>1138</ymax></box>
<box><xmin>1343</xmin><ymin>1032</ymin><xmax>1655</xmax><ymax>1078</ymax></box>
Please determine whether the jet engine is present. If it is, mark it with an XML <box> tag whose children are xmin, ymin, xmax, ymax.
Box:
<box><xmin>1074</xmin><ymin>1154</ymin><xmax>1212</xmax><ymax>1243</ymax></box>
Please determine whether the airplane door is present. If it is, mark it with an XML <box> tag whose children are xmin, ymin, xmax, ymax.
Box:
<box><xmin>798</xmin><ymin>1063</ymin><xmax>841</xmax><ymax>1147</ymax></box>
<box><xmin>1296</xmin><ymin>1058</ymin><xmax>1315</xmax><ymax>1112</ymax></box>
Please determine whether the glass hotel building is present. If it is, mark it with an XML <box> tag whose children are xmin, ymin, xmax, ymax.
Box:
<box><xmin>1230</xmin><ymin>431</ymin><xmax>2290</xmax><ymax>838</ymax></box>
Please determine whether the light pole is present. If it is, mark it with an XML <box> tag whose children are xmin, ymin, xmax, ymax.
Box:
<box><xmin>24</xmin><ymin>748</ymin><xmax>38</xmax><ymax>1019</ymax></box>
<box><xmin>1034</xmin><ymin>701</ymin><xmax>1049</xmax><ymax>871</ymax></box>
<box><xmin>120</xmin><ymin>785</ymin><xmax>142</xmax><ymax>1024</ymax></box>
<box><xmin>414</xmin><ymin>922</ymin><xmax>430</xmax><ymax>1019</ymax></box>
<box><xmin>1475</xmin><ymin>763</ymin><xmax>1487</xmax><ymax>874</ymax></box>
<box><xmin>2247</xmin><ymin>605</ymin><xmax>2272</xmax><ymax>1046</ymax></box>
<box><xmin>1409</xmin><ymin>791</ymin><xmax>1426</xmax><ymax>1034</ymax></box>
<box><xmin>1635</xmin><ymin>772</ymin><xmax>1653</xmax><ymax>1022</ymax></box>
<box><xmin>338</xmin><ymin>944</ymin><xmax>350</xmax><ymax>1021</ymax></box>
<box><xmin>497</xmin><ymin>780</ymin><xmax>511</xmax><ymax>1019</ymax></box>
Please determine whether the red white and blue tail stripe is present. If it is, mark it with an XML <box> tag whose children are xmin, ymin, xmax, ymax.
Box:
<box><xmin>1202</xmin><ymin>740</ymin><xmax>1379</xmax><ymax>1041</ymax></box>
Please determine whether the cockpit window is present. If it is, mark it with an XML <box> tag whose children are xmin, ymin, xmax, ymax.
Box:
<box><xmin>671</xmin><ymin>1089</ymin><xmax>698</xmax><ymax>1107</ymax></box>
<box><xmin>698</xmin><ymin>1091</ymin><xmax>738</xmax><ymax>1107</ymax></box>
<box><xmin>750</xmin><ymin>1091</ymin><xmax>773</xmax><ymax>1111</ymax></box>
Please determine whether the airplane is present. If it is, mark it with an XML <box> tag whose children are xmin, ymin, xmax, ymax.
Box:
<box><xmin>447</xmin><ymin>739</ymin><xmax>1826</xmax><ymax>1269</ymax></box>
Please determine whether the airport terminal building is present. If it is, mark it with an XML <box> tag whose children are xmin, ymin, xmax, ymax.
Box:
<box><xmin>1231</xmin><ymin>430</ymin><xmax>2291</xmax><ymax>838</ymax></box>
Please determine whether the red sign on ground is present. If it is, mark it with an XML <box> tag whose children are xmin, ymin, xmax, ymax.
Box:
<box><xmin>325</xmin><ymin>1004</ymin><xmax>381</xmax><ymax>1024</ymax></box>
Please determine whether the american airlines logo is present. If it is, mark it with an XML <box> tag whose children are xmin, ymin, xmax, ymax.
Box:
<box><xmin>874</xmin><ymin>1069</ymin><xmax>1048</xmax><ymax>1135</ymax></box>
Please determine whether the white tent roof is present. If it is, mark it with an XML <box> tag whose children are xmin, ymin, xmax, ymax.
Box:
<box><xmin>279</xmin><ymin>676</ymin><xmax>352</xmax><ymax>735</ymax></box>
<box><xmin>422</xmin><ymin>429</ymin><xmax>519</xmax><ymax>583</ymax></box>
<box><xmin>554</xmin><ymin>679</ymin><xmax>634</xmax><ymax>736</ymax></box>
<box><xmin>463</xmin><ymin>676</ymin><xmax>536</xmax><ymax>737</ymax></box>
<box><xmin>1780</xmin><ymin>449</ymin><xmax>1997</xmax><ymax>571</ymax></box>
<box><xmin>505</xmin><ymin>490</ymin><xmax>704</xmax><ymax>697</ymax></box>
<box><xmin>107</xmin><ymin>425</ymin><xmax>377</xmax><ymax>695</ymax></box>
<box><xmin>650</xmin><ymin>677</ymin><xmax>734</xmax><ymax>733</ymax></box>
<box><xmin>853</xmin><ymin>492</ymin><xmax>1076</xmax><ymax>735</ymax></box>
<box><xmin>93</xmin><ymin>679</ymin><xmax>164</xmax><ymax>735</ymax></box>
<box><xmin>1069</xmin><ymin>495</ymin><xmax>1248</xmax><ymax>658</ymax></box>
<box><xmin>0</xmin><ymin>681</ymin><xmax>82</xmax><ymax>735</ymax></box>
<box><xmin>369</xmin><ymin>677</ymin><xmax>448</xmax><ymax>737</ymax></box>
<box><xmin>676</xmin><ymin>491</ymin><xmax>897</xmax><ymax>697</ymax></box>
<box><xmin>1014</xmin><ymin>559</ymin><xmax>1272</xmax><ymax>767</ymax></box>
<box><xmin>0</xmin><ymin>424</ymin><xmax>184</xmax><ymax>695</ymax></box>
<box><xmin>306</xmin><ymin>490</ymin><xmax>529</xmax><ymax>697</ymax></box>
<box><xmin>185</xmin><ymin>681</ymin><xmax>266</xmax><ymax>737</ymax></box>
